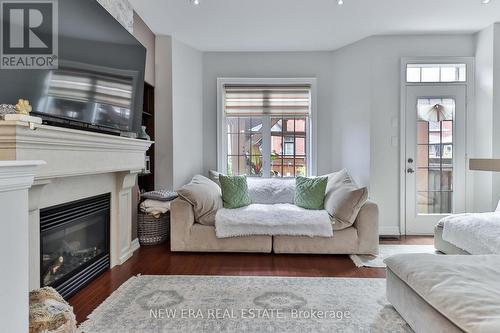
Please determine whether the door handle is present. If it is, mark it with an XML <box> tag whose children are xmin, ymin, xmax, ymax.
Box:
<box><xmin>407</xmin><ymin>168</ymin><xmax>414</xmax><ymax>174</ymax></box>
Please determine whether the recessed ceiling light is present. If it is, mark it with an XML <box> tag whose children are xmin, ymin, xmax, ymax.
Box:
<box><xmin>190</xmin><ymin>0</ymin><xmax>200</xmax><ymax>5</ymax></box>
<box><xmin>337</xmin><ymin>0</ymin><xmax>344</xmax><ymax>5</ymax></box>
<box><xmin>481</xmin><ymin>0</ymin><xmax>491</xmax><ymax>4</ymax></box>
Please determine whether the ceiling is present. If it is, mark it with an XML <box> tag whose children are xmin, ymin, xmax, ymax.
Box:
<box><xmin>130</xmin><ymin>0</ymin><xmax>500</xmax><ymax>52</ymax></box>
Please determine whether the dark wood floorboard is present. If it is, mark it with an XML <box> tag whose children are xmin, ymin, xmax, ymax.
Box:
<box><xmin>69</xmin><ymin>236</ymin><xmax>433</xmax><ymax>323</ymax></box>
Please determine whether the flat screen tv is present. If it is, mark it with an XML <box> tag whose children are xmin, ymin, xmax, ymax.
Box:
<box><xmin>0</xmin><ymin>0</ymin><xmax>146</xmax><ymax>136</ymax></box>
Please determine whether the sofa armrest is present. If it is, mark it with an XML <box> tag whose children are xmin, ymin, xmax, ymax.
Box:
<box><xmin>170</xmin><ymin>197</ymin><xmax>196</xmax><ymax>251</ymax></box>
<box><xmin>353</xmin><ymin>200</ymin><xmax>379</xmax><ymax>255</ymax></box>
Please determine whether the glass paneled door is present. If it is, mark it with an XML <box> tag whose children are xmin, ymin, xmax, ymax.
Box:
<box><xmin>405</xmin><ymin>85</ymin><xmax>466</xmax><ymax>234</ymax></box>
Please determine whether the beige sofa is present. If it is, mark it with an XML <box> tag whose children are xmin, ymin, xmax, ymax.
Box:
<box><xmin>170</xmin><ymin>197</ymin><xmax>379</xmax><ymax>255</ymax></box>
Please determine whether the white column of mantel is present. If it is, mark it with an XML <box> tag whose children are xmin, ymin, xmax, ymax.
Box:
<box><xmin>112</xmin><ymin>170</ymin><xmax>141</xmax><ymax>267</ymax></box>
<box><xmin>0</xmin><ymin>161</ymin><xmax>45</xmax><ymax>333</ymax></box>
<box><xmin>28</xmin><ymin>179</ymin><xmax>51</xmax><ymax>290</ymax></box>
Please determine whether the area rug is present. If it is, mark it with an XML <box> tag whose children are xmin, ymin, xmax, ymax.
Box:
<box><xmin>78</xmin><ymin>275</ymin><xmax>412</xmax><ymax>333</ymax></box>
<box><xmin>350</xmin><ymin>244</ymin><xmax>438</xmax><ymax>268</ymax></box>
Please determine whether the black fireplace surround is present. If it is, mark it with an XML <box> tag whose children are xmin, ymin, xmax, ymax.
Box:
<box><xmin>40</xmin><ymin>193</ymin><xmax>111</xmax><ymax>299</ymax></box>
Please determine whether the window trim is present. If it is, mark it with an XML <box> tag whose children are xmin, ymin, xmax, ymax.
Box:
<box><xmin>217</xmin><ymin>77</ymin><xmax>318</xmax><ymax>177</ymax></box>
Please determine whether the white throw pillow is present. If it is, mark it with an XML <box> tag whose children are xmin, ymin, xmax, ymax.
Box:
<box><xmin>323</xmin><ymin>169</ymin><xmax>368</xmax><ymax>230</ymax></box>
<box><xmin>247</xmin><ymin>178</ymin><xmax>296</xmax><ymax>204</ymax></box>
<box><xmin>177</xmin><ymin>175</ymin><xmax>223</xmax><ymax>226</ymax></box>
<box><xmin>496</xmin><ymin>200</ymin><xmax>500</xmax><ymax>212</ymax></box>
<box><xmin>208</xmin><ymin>171</ymin><xmax>296</xmax><ymax>204</ymax></box>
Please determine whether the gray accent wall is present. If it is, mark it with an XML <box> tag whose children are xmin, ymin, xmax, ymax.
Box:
<box><xmin>133</xmin><ymin>12</ymin><xmax>156</xmax><ymax>85</ymax></box>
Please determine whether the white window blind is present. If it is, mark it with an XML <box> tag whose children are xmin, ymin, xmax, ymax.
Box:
<box><xmin>224</xmin><ymin>85</ymin><xmax>311</xmax><ymax>116</ymax></box>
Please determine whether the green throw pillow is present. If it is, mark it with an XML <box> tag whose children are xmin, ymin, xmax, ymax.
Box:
<box><xmin>219</xmin><ymin>175</ymin><xmax>251</xmax><ymax>209</ymax></box>
<box><xmin>295</xmin><ymin>176</ymin><xmax>328</xmax><ymax>210</ymax></box>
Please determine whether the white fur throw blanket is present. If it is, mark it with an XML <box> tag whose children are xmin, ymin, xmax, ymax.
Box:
<box><xmin>215</xmin><ymin>204</ymin><xmax>333</xmax><ymax>238</ymax></box>
<box><xmin>441</xmin><ymin>212</ymin><xmax>500</xmax><ymax>254</ymax></box>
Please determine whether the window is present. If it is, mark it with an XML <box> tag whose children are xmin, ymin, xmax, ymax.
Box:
<box><xmin>406</xmin><ymin>64</ymin><xmax>466</xmax><ymax>83</ymax></box>
<box><xmin>220</xmin><ymin>81</ymin><xmax>314</xmax><ymax>177</ymax></box>
<box><xmin>416</xmin><ymin>98</ymin><xmax>455</xmax><ymax>214</ymax></box>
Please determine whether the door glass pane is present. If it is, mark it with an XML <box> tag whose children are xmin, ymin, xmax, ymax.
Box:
<box><xmin>416</xmin><ymin>98</ymin><xmax>455</xmax><ymax>214</ymax></box>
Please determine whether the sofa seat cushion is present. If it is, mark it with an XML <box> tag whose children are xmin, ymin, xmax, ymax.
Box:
<box><xmin>273</xmin><ymin>227</ymin><xmax>358</xmax><ymax>254</ymax></box>
<box><xmin>385</xmin><ymin>254</ymin><xmax>500</xmax><ymax>333</ymax></box>
<box><xmin>188</xmin><ymin>224</ymin><xmax>272</xmax><ymax>252</ymax></box>
<box><xmin>215</xmin><ymin>203</ymin><xmax>333</xmax><ymax>238</ymax></box>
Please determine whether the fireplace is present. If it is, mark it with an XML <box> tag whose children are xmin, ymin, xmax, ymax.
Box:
<box><xmin>40</xmin><ymin>193</ymin><xmax>110</xmax><ymax>299</ymax></box>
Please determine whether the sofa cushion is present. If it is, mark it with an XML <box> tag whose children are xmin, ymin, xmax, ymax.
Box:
<box><xmin>324</xmin><ymin>169</ymin><xmax>368</xmax><ymax>230</ymax></box>
<box><xmin>385</xmin><ymin>254</ymin><xmax>500</xmax><ymax>333</ymax></box>
<box><xmin>294</xmin><ymin>176</ymin><xmax>328</xmax><ymax>210</ymax></box>
<box><xmin>247</xmin><ymin>177</ymin><xmax>295</xmax><ymax>204</ymax></box>
<box><xmin>219</xmin><ymin>175</ymin><xmax>252</xmax><ymax>209</ymax></box>
<box><xmin>177</xmin><ymin>175</ymin><xmax>222</xmax><ymax>226</ymax></box>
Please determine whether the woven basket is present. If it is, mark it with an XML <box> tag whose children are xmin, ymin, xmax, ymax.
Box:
<box><xmin>138</xmin><ymin>212</ymin><xmax>170</xmax><ymax>245</ymax></box>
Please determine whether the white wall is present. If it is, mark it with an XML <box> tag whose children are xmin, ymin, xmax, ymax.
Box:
<box><xmin>154</xmin><ymin>36</ymin><xmax>204</xmax><ymax>189</ymax></box>
<box><xmin>360</xmin><ymin>34</ymin><xmax>475</xmax><ymax>234</ymax></box>
<box><xmin>171</xmin><ymin>39</ymin><xmax>204</xmax><ymax>188</ymax></box>
<box><xmin>472</xmin><ymin>23</ymin><xmax>500</xmax><ymax>211</ymax></box>
<box><xmin>474</xmin><ymin>26</ymin><xmax>495</xmax><ymax>211</ymax></box>
<box><xmin>492</xmin><ymin>24</ymin><xmax>500</xmax><ymax>208</ymax></box>
<box><xmin>155</xmin><ymin>35</ymin><xmax>174</xmax><ymax>189</ymax></box>
<box><xmin>202</xmin><ymin>34</ymin><xmax>476</xmax><ymax>234</ymax></box>
<box><xmin>203</xmin><ymin>51</ymin><xmax>336</xmax><ymax>177</ymax></box>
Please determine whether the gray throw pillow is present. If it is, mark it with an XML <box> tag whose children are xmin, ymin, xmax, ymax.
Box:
<box><xmin>324</xmin><ymin>169</ymin><xmax>368</xmax><ymax>230</ymax></box>
<box><xmin>208</xmin><ymin>170</ymin><xmax>222</xmax><ymax>187</ymax></box>
<box><xmin>141</xmin><ymin>190</ymin><xmax>178</xmax><ymax>202</ymax></box>
<box><xmin>177</xmin><ymin>175</ymin><xmax>223</xmax><ymax>226</ymax></box>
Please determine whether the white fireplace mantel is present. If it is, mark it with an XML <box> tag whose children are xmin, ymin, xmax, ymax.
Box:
<box><xmin>0</xmin><ymin>121</ymin><xmax>153</xmax><ymax>289</ymax></box>
<box><xmin>0</xmin><ymin>120</ymin><xmax>151</xmax><ymax>179</ymax></box>
<box><xmin>0</xmin><ymin>161</ymin><xmax>44</xmax><ymax>333</ymax></box>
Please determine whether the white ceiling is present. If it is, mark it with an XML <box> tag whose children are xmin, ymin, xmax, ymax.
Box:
<box><xmin>130</xmin><ymin>0</ymin><xmax>500</xmax><ymax>52</ymax></box>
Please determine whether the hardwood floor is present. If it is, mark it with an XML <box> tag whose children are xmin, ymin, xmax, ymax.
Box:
<box><xmin>69</xmin><ymin>236</ymin><xmax>433</xmax><ymax>323</ymax></box>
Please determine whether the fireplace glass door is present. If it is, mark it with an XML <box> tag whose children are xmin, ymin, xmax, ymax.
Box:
<box><xmin>40</xmin><ymin>193</ymin><xmax>110</xmax><ymax>298</ymax></box>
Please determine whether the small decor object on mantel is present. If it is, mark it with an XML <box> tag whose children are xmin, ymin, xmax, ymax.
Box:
<box><xmin>15</xmin><ymin>98</ymin><xmax>33</xmax><ymax>115</ymax></box>
<box><xmin>0</xmin><ymin>104</ymin><xmax>16</xmax><ymax>119</ymax></box>
<box><xmin>2</xmin><ymin>99</ymin><xmax>43</xmax><ymax>124</ymax></box>
<box><xmin>138</xmin><ymin>125</ymin><xmax>151</xmax><ymax>140</ymax></box>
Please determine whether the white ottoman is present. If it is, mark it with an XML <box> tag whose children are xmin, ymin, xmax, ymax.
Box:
<box><xmin>385</xmin><ymin>254</ymin><xmax>500</xmax><ymax>333</ymax></box>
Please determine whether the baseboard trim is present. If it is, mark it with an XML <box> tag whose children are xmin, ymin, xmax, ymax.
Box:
<box><xmin>379</xmin><ymin>226</ymin><xmax>401</xmax><ymax>236</ymax></box>
<box><xmin>119</xmin><ymin>239</ymin><xmax>141</xmax><ymax>265</ymax></box>
<box><xmin>131</xmin><ymin>238</ymin><xmax>140</xmax><ymax>253</ymax></box>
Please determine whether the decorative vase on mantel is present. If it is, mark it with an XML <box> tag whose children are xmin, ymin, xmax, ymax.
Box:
<box><xmin>138</xmin><ymin>126</ymin><xmax>151</xmax><ymax>140</ymax></box>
